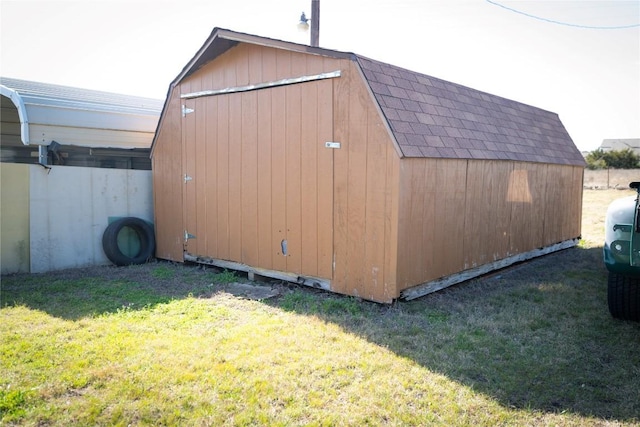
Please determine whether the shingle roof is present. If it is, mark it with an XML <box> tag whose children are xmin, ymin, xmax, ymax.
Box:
<box><xmin>356</xmin><ymin>56</ymin><xmax>585</xmax><ymax>166</ymax></box>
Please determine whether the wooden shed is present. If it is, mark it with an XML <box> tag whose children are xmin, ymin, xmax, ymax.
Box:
<box><xmin>151</xmin><ymin>28</ymin><xmax>585</xmax><ymax>303</ymax></box>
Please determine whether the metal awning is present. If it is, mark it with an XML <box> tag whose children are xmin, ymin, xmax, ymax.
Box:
<box><xmin>0</xmin><ymin>77</ymin><xmax>163</xmax><ymax>149</ymax></box>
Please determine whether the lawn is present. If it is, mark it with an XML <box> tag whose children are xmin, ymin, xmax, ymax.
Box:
<box><xmin>2</xmin><ymin>189</ymin><xmax>640</xmax><ymax>426</ymax></box>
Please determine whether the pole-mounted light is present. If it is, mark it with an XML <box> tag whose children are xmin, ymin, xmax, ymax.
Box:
<box><xmin>298</xmin><ymin>0</ymin><xmax>319</xmax><ymax>47</ymax></box>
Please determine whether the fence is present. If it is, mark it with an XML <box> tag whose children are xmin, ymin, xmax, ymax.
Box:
<box><xmin>583</xmin><ymin>169</ymin><xmax>639</xmax><ymax>189</ymax></box>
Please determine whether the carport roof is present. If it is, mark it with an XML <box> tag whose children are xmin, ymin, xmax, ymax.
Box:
<box><xmin>1</xmin><ymin>77</ymin><xmax>163</xmax><ymax>147</ymax></box>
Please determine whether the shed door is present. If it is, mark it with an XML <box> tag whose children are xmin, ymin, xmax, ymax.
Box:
<box><xmin>182</xmin><ymin>79</ymin><xmax>334</xmax><ymax>280</ymax></box>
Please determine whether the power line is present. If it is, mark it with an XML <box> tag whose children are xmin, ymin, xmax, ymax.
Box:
<box><xmin>486</xmin><ymin>0</ymin><xmax>640</xmax><ymax>30</ymax></box>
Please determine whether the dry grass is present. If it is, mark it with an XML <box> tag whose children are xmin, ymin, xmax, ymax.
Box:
<box><xmin>2</xmin><ymin>189</ymin><xmax>640</xmax><ymax>426</ymax></box>
<box><xmin>580</xmin><ymin>187</ymin><xmax>635</xmax><ymax>246</ymax></box>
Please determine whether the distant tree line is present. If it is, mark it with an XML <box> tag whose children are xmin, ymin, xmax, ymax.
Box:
<box><xmin>585</xmin><ymin>148</ymin><xmax>640</xmax><ymax>170</ymax></box>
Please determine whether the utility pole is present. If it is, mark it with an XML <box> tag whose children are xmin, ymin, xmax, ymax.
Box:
<box><xmin>311</xmin><ymin>0</ymin><xmax>319</xmax><ymax>47</ymax></box>
<box><xmin>299</xmin><ymin>0</ymin><xmax>320</xmax><ymax>47</ymax></box>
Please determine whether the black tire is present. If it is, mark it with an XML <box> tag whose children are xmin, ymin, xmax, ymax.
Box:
<box><xmin>607</xmin><ymin>272</ymin><xmax>640</xmax><ymax>321</ymax></box>
<box><xmin>102</xmin><ymin>217</ymin><xmax>155</xmax><ymax>266</ymax></box>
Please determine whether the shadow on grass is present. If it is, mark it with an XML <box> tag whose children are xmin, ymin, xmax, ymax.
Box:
<box><xmin>3</xmin><ymin>248</ymin><xmax>640</xmax><ymax>422</ymax></box>
<box><xmin>0</xmin><ymin>261</ymin><xmax>232</xmax><ymax>320</ymax></box>
<box><xmin>265</xmin><ymin>246</ymin><xmax>640</xmax><ymax>422</ymax></box>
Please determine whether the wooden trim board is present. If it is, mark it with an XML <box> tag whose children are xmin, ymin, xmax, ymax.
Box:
<box><xmin>184</xmin><ymin>253</ymin><xmax>331</xmax><ymax>291</ymax></box>
<box><xmin>400</xmin><ymin>238</ymin><xmax>580</xmax><ymax>300</ymax></box>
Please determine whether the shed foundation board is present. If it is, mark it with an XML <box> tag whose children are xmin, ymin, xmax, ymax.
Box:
<box><xmin>400</xmin><ymin>238</ymin><xmax>580</xmax><ymax>300</ymax></box>
<box><xmin>184</xmin><ymin>253</ymin><xmax>331</xmax><ymax>291</ymax></box>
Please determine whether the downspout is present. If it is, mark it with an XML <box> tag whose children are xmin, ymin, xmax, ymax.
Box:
<box><xmin>0</xmin><ymin>84</ymin><xmax>30</xmax><ymax>145</ymax></box>
<box><xmin>0</xmin><ymin>84</ymin><xmax>49</xmax><ymax>165</ymax></box>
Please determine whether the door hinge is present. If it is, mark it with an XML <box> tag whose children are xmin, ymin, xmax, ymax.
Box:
<box><xmin>184</xmin><ymin>231</ymin><xmax>196</xmax><ymax>241</ymax></box>
<box><xmin>184</xmin><ymin>174</ymin><xmax>193</xmax><ymax>183</ymax></box>
<box><xmin>182</xmin><ymin>104</ymin><xmax>195</xmax><ymax>117</ymax></box>
<box><xmin>325</xmin><ymin>141</ymin><xmax>341</xmax><ymax>149</ymax></box>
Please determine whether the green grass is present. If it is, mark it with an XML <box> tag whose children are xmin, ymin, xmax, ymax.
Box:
<box><xmin>1</xmin><ymin>190</ymin><xmax>640</xmax><ymax>426</ymax></box>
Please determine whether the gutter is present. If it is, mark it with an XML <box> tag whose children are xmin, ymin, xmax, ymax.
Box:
<box><xmin>0</xmin><ymin>83</ymin><xmax>30</xmax><ymax>145</ymax></box>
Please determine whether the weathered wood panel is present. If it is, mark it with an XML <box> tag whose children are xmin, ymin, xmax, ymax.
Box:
<box><xmin>316</xmin><ymin>78</ymin><xmax>335</xmax><ymax>280</ymax></box>
<box><xmin>215</xmin><ymin>95</ymin><xmax>231</xmax><ymax>260</ymax></box>
<box><xmin>300</xmin><ymin>81</ymin><xmax>319</xmax><ymax>277</ymax></box>
<box><xmin>182</xmin><ymin>93</ymin><xmax>197</xmax><ymax>256</ymax></box>
<box><xmin>463</xmin><ymin>160</ymin><xmax>511</xmax><ymax>268</ymax></box>
<box><xmin>205</xmin><ymin>96</ymin><xmax>218</xmax><ymax>257</ymax></box>
<box><xmin>396</xmin><ymin>159</ymin><xmax>583</xmax><ymax>294</ymax></box>
<box><xmin>256</xmin><ymin>89</ymin><xmax>273</xmax><ymax>270</ymax></box>
<box><xmin>433</xmin><ymin>159</ymin><xmax>468</xmax><ymax>278</ymax></box>
<box><xmin>194</xmin><ymin>96</ymin><xmax>208</xmax><ymax>257</ymax></box>
<box><xmin>178</xmin><ymin>44</ymin><xmax>340</xmax><ymax>280</ymax></box>
<box><xmin>227</xmin><ymin>93</ymin><xmax>243</xmax><ymax>261</ymax></box>
<box><xmin>270</xmin><ymin>87</ymin><xmax>287</xmax><ymax>272</ymax></box>
<box><xmin>284</xmin><ymin>82</ymin><xmax>303</xmax><ymax>274</ymax></box>
<box><xmin>508</xmin><ymin>162</ymin><xmax>546</xmax><ymax>254</ymax></box>
<box><xmin>152</xmin><ymin>88</ymin><xmax>184</xmax><ymax>261</ymax></box>
<box><xmin>241</xmin><ymin>91</ymin><xmax>259</xmax><ymax>265</ymax></box>
<box><xmin>332</xmin><ymin>60</ymin><xmax>400</xmax><ymax>302</ymax></box>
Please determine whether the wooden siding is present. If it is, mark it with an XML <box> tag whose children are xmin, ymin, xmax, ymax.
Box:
<box><xmin>151</xmin><ymin>89</ymin><xmax>183</xmax><ymax>262</ymax></box>
<box><xmin>177</xmin><ymin>44</ymin><xmax>344</xmax><ymax>280</ymax></box>
<box><xmin>171</xmin><ymin>46</ymin><xmax>402</xmax><ymax>302</ymax></box>
<box><xmin>331</xmin><ymin>61</ymin><xmax>401</xmax><ymax>303</ymax></box>
<box><xmin>395</xmin><ymin>159</ymin><xmax>584</xmax><ymax>290</ymax></box>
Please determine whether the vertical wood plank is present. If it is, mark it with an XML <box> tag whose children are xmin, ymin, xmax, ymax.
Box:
<box><xmin>261</xmin><ymin>47</ymin><xmax>277</xmax><ymax>83</ymax></box>
<box><xmin>363</xmin><ymin>107</ymin><xmax>389</xmax><ymax>298</ymax></box>
<box><xmin>257</xmin><ymin>89</ymin><xmax>273</xmax><ymax>269</ymax></box>
<box><xmin>383</xmin><ymin>143</ymin><xmax>401</xmax><ymax>296</ymax></box>
<box><xmin>331</xmin><ymin>62</ymin><xmax>351</xmax><ymax>293</ymax></box>
<box><xmin>271</xmin><ymin>86</ymin><xmax>287</xmax><ymax>272</ymax></box>
<box><xmin>285</xmin><ymin>83</ymin><xmax>302</xmax><ymax>274</ymax></box>
<box><xmin>488</xmin><ymin>161</ymin><xmax>512</xmax><ymax>260</ymax></box>
<box><xmin>345</xmin><ymin>67</ymin><xmax>368</xmax><ymax>297</ymax></box>
<box><xmin>247</xmin><ymin>44</ymin><xmax>263</xmax><ymax>84</ymax></box>
<box><xmin>300</xmin><ymin>81</ymin><xmax>319</xmax><ymax>277</ymax></box>
<box><xmin>183</xmin><ymin>95</ymin><xmax>197</xmax><ymax>255</ymax></box>
<box><xmin>419</xmin><ymin>159</ymin><xmax>437</xmax><ymax>283</ymax></box>
<box><xmin>241</xmin><ymin>91</ymin><xmax>259</xmax><ymax>265</ymax></box>
<box><xmin>316</xmin><ymin>78</ymin><xmax>334</xmax><ymax>280</ymax></box>
<box><xmin>433</xmin><ymin>159</ymin><xmax>467</xmax><ymax>277</ymax></box>
<box><xmin>228</xmin><ymin>93</ymin><xmax>242</xmax><ymax>261</ymax></box>
<box><xmin>152</xmin><ymin>88</ymin><xmax>184</xmax><ymax>261</ymax></box>
<box><xmin>216</xmin><ymin>95</ymin><xmax>230</xmax><ymax>260</ymax></box>
<box><xmin>205</xmin><ymin>96</ymin><xmax>218</xmax><ymax>258</ymax></box>
<box><xmin>194</xmin><ymin>96</ymin><xmax>208</xmax><ymax>256</ymax></box>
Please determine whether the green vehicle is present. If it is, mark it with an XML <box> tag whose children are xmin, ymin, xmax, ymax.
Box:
<box><xmin>603</xmin><ymin>181</ymin><xmax>640</xmax><ymax>321</ymax></box>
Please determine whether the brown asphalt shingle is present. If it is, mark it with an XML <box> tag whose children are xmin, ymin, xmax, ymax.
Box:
<box><xmin>356</xmin><ymin>55</ymin><xmax>586</xmax><ymax>166</ymax></box>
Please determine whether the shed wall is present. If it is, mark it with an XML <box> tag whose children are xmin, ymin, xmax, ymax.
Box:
<box><xmin>331</xmin><ymin>60</ymin><xmax>401</xmax><ymax>302</ymax></box>
<box><xmin>152</xmin><ymin>89</ymin><xmax>184</xmax><ymax>262</ymax></box>
<box><xmin>395</xmin><ymin>159</ymin><xmax>583</xmax><ymax>289</ymax></box>
<box><xmin>152</xmin><ymin>44</ymin><xmax>403</xmax><ymax>302</ymax></box>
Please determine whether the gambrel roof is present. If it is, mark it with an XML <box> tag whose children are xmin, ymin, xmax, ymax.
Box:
<box><xmin>356</xmin><ymin>56</ymin><xmax>585</xmax><ymax>165</ymax></box>
<box><xmin>155</xmin><ymin>28</ymin><xmax>585</xmax><ymax>167</ymax></box>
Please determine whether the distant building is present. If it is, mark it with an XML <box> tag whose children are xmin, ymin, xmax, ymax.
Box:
<box><xmin>600</xmin><ymin>139</ymin><xmax>640</xmax><ymax>156</ymax></box>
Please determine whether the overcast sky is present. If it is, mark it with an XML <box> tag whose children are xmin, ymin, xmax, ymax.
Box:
<box><xmin>1</xmin><ymin>0</ymin><xmax>638</xmax><ymax>152</ymax></box>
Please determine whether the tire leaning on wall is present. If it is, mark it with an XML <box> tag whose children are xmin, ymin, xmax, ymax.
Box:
<box><xmin>102</xmin><ymin>217</ymin><xmax>156</xmax><ymax>266</ymax></box>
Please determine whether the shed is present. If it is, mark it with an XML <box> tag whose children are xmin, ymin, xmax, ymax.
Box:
<box><xmin>151</xmin><ymin>28</ymin><xmax>585</xmax><ymax>303</ymax></box>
